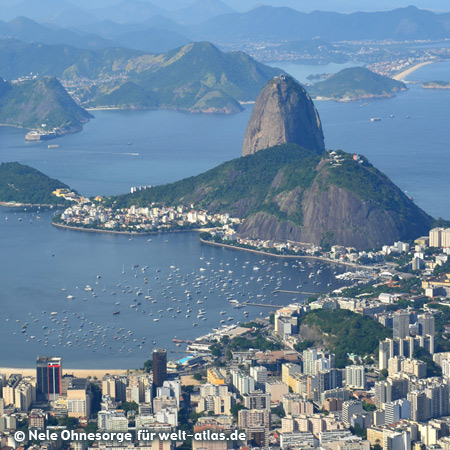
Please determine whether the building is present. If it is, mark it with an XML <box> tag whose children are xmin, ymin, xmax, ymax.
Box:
<box><xmin>36</xmin><ymin>356</ymin><xmax>62</xmax><ymax>401</ymax></box>
<box><xmin>266</xmin><ymin>380</ymin><xmax>289</xmax><ymax>403</ymax></box>
<box><xmin>418</xmin><ymin>313</ymin><xmax>435</xmax><ymax>337</ymax></box>
<box><xmin>393</xmin><ymin>311</ymin><xmax>410</xmax><ymax>340</ymax></box>
<box><xmin>207</xmin><ymin>368</ymin><xmax>226</xmax><ymax>385</ymax></box>
<box><xmin>67</xmin><ymin>378</ymin><xmax>91</xmax><ymax>418</ymax></box>
<box><xmin>153</xmin><ymin>349</ymin><xmax>167</xmax><ymax>388</ymax></box>
<box><xmin>342</xmin><ymin>400</ymin><xmax>363</xmax><ymax>426</ymax></box>
<box><xmin>345</xmin><ymin>365</ymin><xmax>366</xmax><ymax>389</ymax></box>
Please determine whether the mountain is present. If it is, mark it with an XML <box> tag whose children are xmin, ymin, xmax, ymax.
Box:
<box><xmin>112</xmin><ymin>144</ymin><xmax>432</xmax><ymax>250</ymax></box>
<box><xmin>0</xmin><ymin>39</ymin><xmax>281</xmax><ymax>113</ymax></box>
<box><xmin>192</xmin><ymin>6</ymin><xmax>450</xmax><ymax>42</ymax></box>
<box><xmin>0</xmin><ymin>76</ymin><xmax>92</xmax><ymax>133</ymax></box>
<box><xmin>170</xmin><ymin>0</ymin><xmax>234</xmax><ymax>25</ymax></box>
<box><xmin>0</xmin><ymin>16</ymin><xmax>116</xmax><ymax>49</ymax></box>
<box><xmin>0</xmin><ymin>162</ymin><xmax>71</xmax><ymax>205</ymax></box>
<box><xmin>73</xmin><ymin>18</ymin><xmax>191</xmax><ymax>53</ymax></box>
<box><xmin>113</xmin><ymin>27</ymin><xmax>189</xmax><ymax>53</ymax></box>
<box><xmin>86</xmin><ymin>41</ymin><xmax>282</xmax><ymax>112</ymax></box>
<box><xmin>111</xmin><ymin>75</ymin><xmax>432</xmax><ymax>249</ymax></box>
<box><xmin>242</xmin><ymin>75</ymin><xmax>325</xmax><ymax>156</ymax></box>
<box><xmin>306</xmin><ymin>67</ymin><xmax>407</xmax><ymax>100</ymax></box>
<box><xmin>92</xmin><ymin>1</ymin><xmax>167</xmax><ymax>24</ymax></box>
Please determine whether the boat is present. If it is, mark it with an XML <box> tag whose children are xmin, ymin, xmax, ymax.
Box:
<box><xmin>370</xmin><ymin>117</ymin><xmax>381</xmax><ymax>122</ymax></box>
<box><xmin>112</xmin><ymin>311</ymin><xmax>120</xmax><ymax>315</ymax></box>
<box><xmin>67</xmin><ymin>295</ymin><xmax>75</xmax><ymax>299</ymax></box>
<box><xmin>47</xmin><ymin>144</ymin><xmax>59</xmax><ymax>149</ymax></box>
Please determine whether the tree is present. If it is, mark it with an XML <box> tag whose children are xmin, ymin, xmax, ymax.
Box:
<box><xmin>121</xmin><ymin>401</ymin><xmax>139</xmax><ymax>413</ymax></box>
<box><xmin>143</xmin><ymin>359</ymin><xmax>153</xmax><ymax>373</ymax></box>
<box><xmin>231</xmin><ymin>404</ymin><xmax>247</xmax><ymax>419</ymax></box>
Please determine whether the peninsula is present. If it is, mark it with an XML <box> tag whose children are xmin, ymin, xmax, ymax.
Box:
<box><xmin>58</xmin><ymin>75</ymin><xmax>432</xmax><ymax>250</ymax></box>
<box><xmin>0</xmin><ymin>76</ymin><xmax>92</xmax><ymax>137</ymax></box>
<box><xmin>0</xmin><ymin>162</ymin><xmax>78</xmax><ymax>206</ymax></box>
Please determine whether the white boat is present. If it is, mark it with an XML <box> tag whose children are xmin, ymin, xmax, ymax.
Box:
<box><xmin>67</xmin><ymin>295</ymin><xmax>75</xmax><ymax>299</ymax></box>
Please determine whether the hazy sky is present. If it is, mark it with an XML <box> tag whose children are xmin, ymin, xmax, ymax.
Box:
<box><xmin>0</xmin><ymin>0</ymin><xmax>449</xmax><ymax>13</ymax></box>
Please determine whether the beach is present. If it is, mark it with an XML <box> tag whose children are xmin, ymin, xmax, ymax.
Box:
<box><xmin>0</xmin><ymin>368</ymin><xmax>127</xmax><ymax>378</ymax></box>
<box><xmin>392</xmin><ymin>61</ymin><xmax>435</xmax><ymax>80</ymax></box>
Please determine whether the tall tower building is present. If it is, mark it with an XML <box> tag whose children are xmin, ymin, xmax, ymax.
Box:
<box><xmin>418</xmin><ymin>314</ymin><xmax>435</xmax><ymax>337</ymax></box>
<box><xmin>152</xmin><ymin>349</ymin><xmax>167</xmax><ymax>388</ymax></box>
<box><xmin>36</xmin><ymin>356</ymin><xmax>62</xmax><ymax>402</ymax></box>
<box><xmin>393</xmin><ymin>311</ymin><xmax>410</xmax><ymax>340</ymax></box>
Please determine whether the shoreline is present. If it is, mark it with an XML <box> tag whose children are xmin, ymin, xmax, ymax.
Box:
<box><xmin>392</xmin><ymin>60</ymin><xmax>435</xmax><ymax>81</ymax></box>
<box><xmin>199</xmin><ymin>238</ymin><xmax>369</xmax><ymax>269</ymax></box>
<box><xmin>52</xmin><ymin>221</ymin><xmax>209</xmax><ymax>236</ymax></box>
<box><xmin>0</xmin><ymin>368</ymin><xmax>127</xmax><ymax>378</ymax></box>
<box><xmin>0</xmin><ymin>201</ymin><xmax>64</xmax><ymax>208</ymax></box>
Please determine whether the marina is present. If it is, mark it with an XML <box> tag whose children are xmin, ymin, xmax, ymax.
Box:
<box><xmin>0</xmin><ymin>208</ymin><xmax>353</xmax><ymax>368</ymax></box>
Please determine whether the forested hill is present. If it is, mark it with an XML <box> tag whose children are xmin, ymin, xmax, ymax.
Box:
<box><xmin>306</xmin><ymin>67</ymin><xmax>406</xmax><ymax>100</ymax></box>
<box><xmin>0</xmin><ymin>162</ymin><xmax>71</xmax><ymax>205</ymax></box>
<box><xmin>0</xmin><ymin>40</ymin><xmax>282</xmax><ymax>113</ymax></box>
<box><xmin>109</xmin><ymin>144</ymin><xmax>432</xmax><ymax>250</ymax></box>
<box><xmin>0</xmin><ymin>76</ymin><xmax>92</xmax><ymax>133</ymax></box>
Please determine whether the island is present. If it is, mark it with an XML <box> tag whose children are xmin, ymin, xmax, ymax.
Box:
<box><xmin>422</xmin><ymin>80</ymin><xmax>450</xmax><ymax>90</ymax></box>
<box><xmin>0</xmin><ymin>77</ymin><xmax>92</xmax><ymax>138</ymax></box>
<box><xmin>0</xmin><ymin>162</ymin><xmax>80</xmax><ymax>206</ymax></box>
<box><xmin>306</xmin><ymin>66</ymin><xmax>407</xmax><ymax>101</ymax></box>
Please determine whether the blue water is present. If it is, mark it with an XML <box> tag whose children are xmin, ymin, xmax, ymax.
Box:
<box><xmin>0</xmin><ymin>60</ymin><xmax>449</xmax><ymax>368</ymax></box>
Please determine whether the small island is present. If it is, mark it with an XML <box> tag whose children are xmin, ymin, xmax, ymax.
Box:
<box><xmin>0</xmin><ymin>76</ymin><xmax>92</xmax><ymax>139</ymax></box>
<box><xmin>306</xmin><ymin>66</ymin><xmax>407</xmax><ymax>101</ymax></box>
<box><xmin>422</xmin><ymin>80</ymin><xmax>450</xmax><ymax>89</ymax></box>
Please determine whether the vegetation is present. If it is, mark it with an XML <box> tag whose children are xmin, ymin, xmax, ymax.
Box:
<box><xmin>307</xmin><ymin>67</ymin><xmax>406</xmax><ymax>100</ymax></box>
<box><xmin>121</xmin><ymin>401</ymin><xmax>139</xmax><ymax>413</ymax></box>
<box><xmin>0</xmin><ymin>76</ymin><xmax>91</xmax><ymax>132</ymax></box>
<box><xmin>0</xmin><ymin>40</ymin><xmax>280</xmax><ymax>113</ymax></box>
<box><xmin>0</xmin><ymin>162</ymin><xmax>71</xmax><ymax>205</ymax></box>
<box><xmin>301</xmin><ymin>309</ymin><xmax>391</xmax><ymax>367</ymax></box>
<box><xmin>325</xmin><ymin>152</ymin><xmax>424</xmax><ymax>220</ymax></box>
<box><xmin>111</xmin><ymin>144</ymin><xmax>321</xmax><ymax>225</ymax></box>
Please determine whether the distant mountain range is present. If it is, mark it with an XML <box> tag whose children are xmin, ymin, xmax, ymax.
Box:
<box><xmin>0</xmin><ymin>76</ymin><xmax>92</xmax><ymax>133</ymax></box>
<box><xmin>1</xmin><ymin>5</ymin><xmax>450</xmax><ymax>51</ymax></box>
<box><xmin>193</xmin><ymin>6</ymin><xmax>450</xmax><ymax>42</ymax></box>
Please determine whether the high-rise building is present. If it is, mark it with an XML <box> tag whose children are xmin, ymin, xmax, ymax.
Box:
<box><xmin>36</xmin><ymin>356</ymin><xmax>62</xmax><ymax>402</ymax></box>
<box><xmin>418</xmin><ymin>313</ymin><xmax>435</xmax><ymax>337</ymax></box>
<box><xmin>345</xmin><ymin>365</ymin><xmax>366</xmax><ymax>389</ymax></box>
<box><xmin>152</xmin><ymin>349</ymin><xmax>167</xmax><ymax>388</ymax></box>
<box><xmin>393</xmin><ymin>311</ymin><xmax>410</xmax><ymax>340</ymax></box>
<box><xmin>429</xmin><ymin>228</ymin><xmax>444</xmax><ymax>248</ymax></box>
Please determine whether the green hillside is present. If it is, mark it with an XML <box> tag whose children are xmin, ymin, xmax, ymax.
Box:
<box><xmin>111</xmin><ymin>144</ymin><xmax>320</xmax><ymax>223</ymax></box>
<box><xmin>108</xmin><ymin>144</ymin><xmax>432</xmax><ymax>249</ymax></box>
<box><xmin>307</xmin><ymin>66</ymin><xmax>406</xmax><ymax>100</ymax></box>
<box><xmin>0</xmin><ymin>76</ymin><xmax>92</xmax><ymax>132</ymax></box>
<box><xmin>300</xmin><ymin>309</ymin><xmax>392</xmax><ymax>367</ymax></box>
<box><xmin>0</xmin><ymin>162</ymin><xmax>71</xmax><ymax>205</ymax></box>
<box><xmin>0</xmin><ymin>39</ymin><xmax>282</xmax><ymax>113</ymax></box>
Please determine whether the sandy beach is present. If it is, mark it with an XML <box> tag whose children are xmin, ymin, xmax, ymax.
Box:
<box><xmin>393</xmin><ymin>61</ymin><xmax>434</xmax><ymax>80</ymax></box>
<box><xmin>0</xmin><ymin>368</ymin><xmax>127</xmax><ymax>378</ymax></box>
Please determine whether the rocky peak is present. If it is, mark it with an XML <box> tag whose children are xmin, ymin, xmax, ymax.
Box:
<box><xmin>242</xmin><ymin>75</ymin><xmax>325</xmax><ymax>156</ymax></box>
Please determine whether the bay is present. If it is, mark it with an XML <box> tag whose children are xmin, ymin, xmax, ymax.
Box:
<box><xmin>1</xmin><ymin>60</ymin><xmax>449</xmax><ymax>368</ymax></box>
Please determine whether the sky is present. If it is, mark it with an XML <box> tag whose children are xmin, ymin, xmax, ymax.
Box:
<box><xmin>0</xmin><ymin>0</ymin><xmax>449</xmax><ymax>13</ymax></box>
